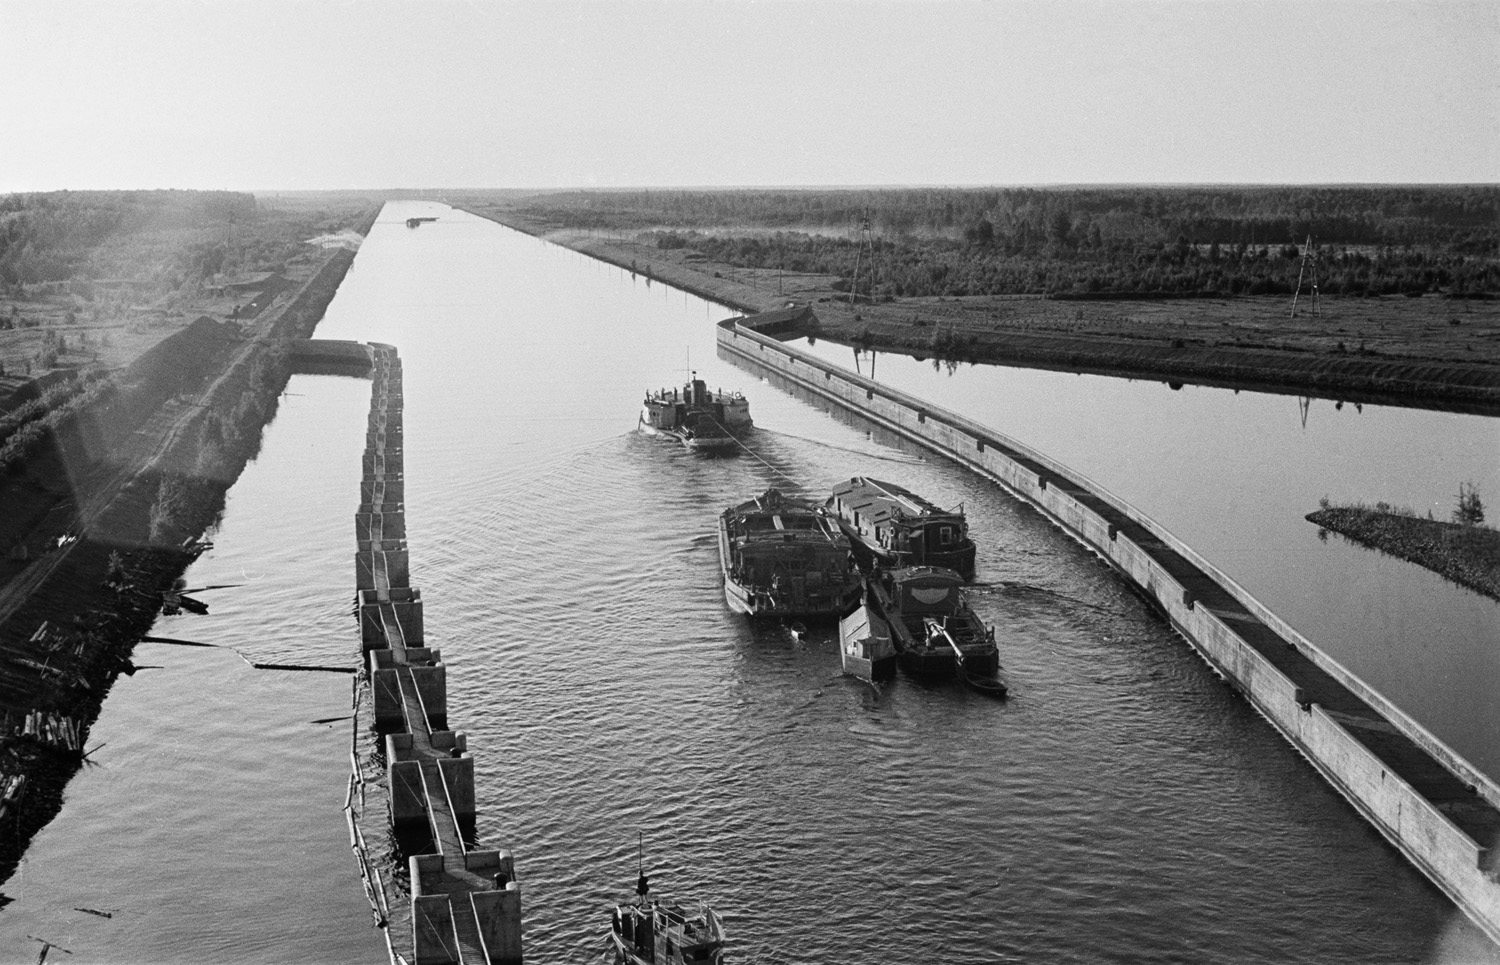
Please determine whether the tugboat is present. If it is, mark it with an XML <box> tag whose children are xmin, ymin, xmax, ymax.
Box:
<box><xmin>610</xmin><ymin>868</ymin><xmax>726</xmax><ymax>965</ymax></box>
<box><xmin>639</xmin><ymin>375</ymin><xmax>751</xmax><ymax>452</ymax></box>
<box><xmin>718</xmin><ymin>489</ymin><xmax>862</xmax><ymax>619</ymax></box>
<box><xmin>867</xmin><ymin>565</ymin><xmax>1005</xmax><ymax>693</ymax></box>
<box><xmin>839</xmin><ymin>601</ymin><xmax>897</xmax><ymax>683</ymax></box>
<box><xmin>826</xmin><ymin>477</ymin><xmax>977</xmax><ymax>581</ymax></box>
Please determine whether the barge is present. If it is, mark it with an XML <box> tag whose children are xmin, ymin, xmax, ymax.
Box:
<box><xmin>827</xmin><ymin>477</ymin><xmax>977</xmax><ymax>581</ymax></box>
<box><xmin>717</xmin><ymin>489</ymin><xmax>862</xmax><ymax>618</ymax></box>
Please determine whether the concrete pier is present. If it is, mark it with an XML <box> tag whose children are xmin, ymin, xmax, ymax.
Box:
<box><xmin>718</xmin><ymin>312</ymin><xmax>1500</xmax><ymax>945</ymax></box>
<box><xmin>349</xmin><ymin>343</ymin><xmax>522</xmax><ymax>965</ymax></box>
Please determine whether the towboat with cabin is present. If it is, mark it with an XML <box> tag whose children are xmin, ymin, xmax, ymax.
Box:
<box><xmin>610</xmin><ymin>869</ymin><xmax>726</xmax><ymax>965</ymax></box>
<box><xmin>867</xmin><ymin>565</ymin><xmax>1004</xmax><ymax>690</ymax></box>
<box><xmin>717</xmin><ymin>489</ymin><xmax>862</xmax><ymax>619</ymax></box>
<box><xmin>639</xmin><ymin>375</ymin><xmax>751</xmax><ymax>451</ymax></box>
<box><xmin>827</xmin><ymin>477</ymin><xmax>977</xmax><ymax>581</ymax></box>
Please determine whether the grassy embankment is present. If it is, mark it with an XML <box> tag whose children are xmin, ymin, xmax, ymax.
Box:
<box><xmin>0</xmin><ymin>190</ymin><xmax>379</xmax><ymax>888</ymax></box>
<box><xmin>455</xmin><ymin>186</ymin><xmax>1500</xmax><ymax>412</ymax></box>
<box><xmin>1308</xmin><ymin>503</ymin><xmax>1500</xmax><ymax>602</ymax></box>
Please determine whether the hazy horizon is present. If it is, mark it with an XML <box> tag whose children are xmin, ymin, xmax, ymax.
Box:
<box><xmin>4</xmin><ymin>0</ymin><xmax>1496</xmax><ymax>193</ymax></box>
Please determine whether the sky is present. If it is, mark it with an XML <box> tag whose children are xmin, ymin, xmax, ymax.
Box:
<box><xmin>2</xmin><ymin>0</ymin><xmax>1496</xmax><ymax>191</ymax></box>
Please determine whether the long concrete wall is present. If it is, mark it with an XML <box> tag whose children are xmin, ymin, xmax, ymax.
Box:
<box><xmin>349</xmin><ymin>343</ymin><xmax>523</xmax><ymax>965</ymax></box>
<box><xmin>718</xmin><ymin>315</ymin><xmax>1500</xmax><ymax>945</ymax></box>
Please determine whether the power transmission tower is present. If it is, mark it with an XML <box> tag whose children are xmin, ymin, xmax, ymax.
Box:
<box><xmin>848</xmin><ymin>213</ymin><xmax>877</xmax><ymax>307</ymax></box>
<box><xmin>1290</xmin><ymin>234</ymin><xmax>1321</xmax><ymax>319</ymax></box>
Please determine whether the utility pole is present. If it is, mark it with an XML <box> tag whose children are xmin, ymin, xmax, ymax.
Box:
<box><xmin>848</xmin><ymin>214</ymin><xmax>877</xmax><ymax>308</ymax></box>
<box><xmin>1290</xmin><ymin>234</ymin><xmax>1321</xmax><ymax>319</ymax></box>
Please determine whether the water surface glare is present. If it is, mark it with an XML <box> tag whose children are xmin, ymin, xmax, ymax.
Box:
<box><xmin>312</xmin><ymin>204</ymin><xmax>1497</xmax><ymax>962</ymax></box>
<box><xmin>3</xmin><ymin>202</ymin><xmax>1494</xmax><ymax>964</ymax></box>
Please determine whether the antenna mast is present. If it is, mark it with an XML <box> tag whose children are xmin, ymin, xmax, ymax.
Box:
<box><xmin>1290</xmin><ymin>234</ymin><xmax>1321</xmax><ymax>319</ymax></box>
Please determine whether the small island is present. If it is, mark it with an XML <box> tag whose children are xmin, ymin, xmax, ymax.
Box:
<box><xmin>1307</xmin><ymin>490</ymin><xmax>1500</xmax><ymax>601</ymax></box>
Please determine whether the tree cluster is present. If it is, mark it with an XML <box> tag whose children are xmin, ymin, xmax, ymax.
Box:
<box><xmin>512</xmin><ymin>186</ymin><xmax>1500</xmax><ymax>299</ymax></box>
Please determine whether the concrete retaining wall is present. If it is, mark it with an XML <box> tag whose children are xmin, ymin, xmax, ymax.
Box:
<box><xmin>718</xmin><ymin>316</ymin><xmax>1500</xmax><ymax>944</ymax></box>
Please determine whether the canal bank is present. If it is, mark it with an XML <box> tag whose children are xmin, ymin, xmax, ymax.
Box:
<box><xmin>719</xmin><ymin>310</ymin><xmax>1500</xmax><ymax>943</ymax></box>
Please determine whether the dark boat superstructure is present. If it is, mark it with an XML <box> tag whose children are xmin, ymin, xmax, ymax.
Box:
<box><xmin>610</xmin><ymin>883</ymin><xmax>726</xmax><ymax>965</ymax></box>
<box><xmin>867</xmin><ymin>565</ymin><xmax>1001</xmax><ymax>682</ymax></box>
<box><xmin>839</xmin><ymin>602</ymin><xmax>897</xmax><ymax>682</ymax></box>
<box><xmin>827</xmin><ymin>477</ymin><xmax>977</xmax><ymax>581</ymax></box>
<box><xmin>640</xmin><ymin>376</ymin><xmax>751</xmax><ymax>451</ymax></box>
<box><xmin>718</xmin><ymin>489</ymin><xmax>862</xmax><ymax>618</ymax></box>
<box><xmin>405</xmin><ymin>216</ymin><xmax>438</xmax><ymax>228</ymax></box>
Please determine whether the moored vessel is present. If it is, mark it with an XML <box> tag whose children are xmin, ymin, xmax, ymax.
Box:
<box><xmin>867</xmin><ymin>565</ymin><xmax>1003</xmax><ymax>686</ymax></box>
<box><xmin>839</xmin><ymin>602</ymin><xmax>897</xmax><ymax>682</ymax></box>
<box><xmin>639</xmin><ymin>375</ymin><xmax>751</xmax><ymax>451</ymax></box>
<box><xmin>610</xmin><ymin>872</ymin><xmax>726</xmax><ymax>965</ymax></box>
<box><xmin>827</xmin><ymin>477</ymin><xmax>977</xmax><ymax>581</ymax></box>
<box><xmin>717</xmin><ymin>489</ymin><xmax>862</xmax><ymax>618</ymax></box>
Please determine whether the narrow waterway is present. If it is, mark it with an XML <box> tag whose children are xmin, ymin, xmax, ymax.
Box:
<box><xmin>1</xmin><ymin>201</ymin><xmax>1495</xmax><ymax>964</ymax></box>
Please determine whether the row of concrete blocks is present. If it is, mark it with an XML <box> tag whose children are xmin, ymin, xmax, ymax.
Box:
<box><xmin>360</xmin><ymin>345</ymin><xmax>523</xmax><ymax>965</ymax></box>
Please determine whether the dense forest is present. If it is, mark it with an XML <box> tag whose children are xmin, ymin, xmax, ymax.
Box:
<box><xmin>0</xmin><ymin>191</ymin><xmax>261</xmax><ymax>287</ymax></box>
<box><xmin>504</xmin><ymin>186</ymin><xmax>1500</xmax><ymax>299</ymax></box>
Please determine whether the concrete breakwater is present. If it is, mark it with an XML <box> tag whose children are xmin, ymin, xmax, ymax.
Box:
<box><xmin>348</xmin><ymin>343</ymin><xmax>522</xmax><ymax>965</ymax></box>
<box><xmin>718</xmin><ymin>312</ymin><xmax>1500</xmax><ymax>944</ymax></box>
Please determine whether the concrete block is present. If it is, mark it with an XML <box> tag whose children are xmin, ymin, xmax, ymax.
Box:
<box><xmin>371</xmin><ymin>667</ymin><xmax>405</xmax><ymax>732</ymax></box>
<box><xmin>471</xmin><ymin>885</ymin><xmax>524</xmax><ymax>965</ymax></box>
<box><xmin>438</xmin><ymin>754</ymin><xmax>475</xmax><ymax>821</ymax></box>
<box><xmin>389</xmin><ymin>758</ymin><xmax>427</xmax><ymax>826</ymax></box>
<box><xmin>411</xmin><ymin>895</ymin><xmax>461</xmax><ymax>965</ymax></box>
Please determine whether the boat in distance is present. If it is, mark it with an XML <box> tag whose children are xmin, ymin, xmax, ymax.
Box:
<box><xmin>867</xmin><ymin>565</ymin><xmax>1004</xmax><ymax>689</ymax></box>
<box><xmin>839</xmin><ymin>602</ymin><xmax>897</xmax><ymax>682</ymax></box>
<box><xmin>718</xmin><ymin>489</ymin><xmax>863</xmax><ymax>619</ymax></box>
<box><xmin>827</xmin><ymin>477</ymin><xmax>977</xmax><ymax>581</ymax></box>
<box><xmin>639</xmin><ymin>375</ymin><xmax>751</xmax><ymax>451</ymax></box>
<box><xmin>610</xmin><ymin>874</ymin><xmax>726</xmax><ymax>965</ymax></box>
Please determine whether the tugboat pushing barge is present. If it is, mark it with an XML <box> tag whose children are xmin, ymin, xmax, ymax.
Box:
<box><xmin>827</xmin><ymin>477</ymin><xmax>977</xmax><ymax>581</ymax></box>
<box><xmin>639</xmin><ymin>375</ymin><xmax>751</xmax><ymax>451</ymax></box>
<box><xmin>718</xmin><ymin>489</ymin><xmax>862</xmax><ymax>619</ymax></box>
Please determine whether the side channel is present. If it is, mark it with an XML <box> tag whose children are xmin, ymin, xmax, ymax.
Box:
<box><xmin>718</xmin><ymin>311</ymin><xmax>1500</xmax><ymax>945</ymax></box>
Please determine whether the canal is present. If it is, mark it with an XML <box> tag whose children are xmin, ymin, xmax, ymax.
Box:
<box><xmin>1</xmin><ymin>201</ymin><xmax>1495</xmax><ymax>963</ymax></box>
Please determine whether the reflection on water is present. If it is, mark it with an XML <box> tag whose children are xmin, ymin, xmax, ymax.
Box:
<box><xmin>801</xmin><ymin>340</ymin><xmax>1500</xmax><ymax>779</ymax></box>
<box><xmin>3</xmin><ymin>203</ymin><xmax>1495</xmax><ymax>964</ymax></box>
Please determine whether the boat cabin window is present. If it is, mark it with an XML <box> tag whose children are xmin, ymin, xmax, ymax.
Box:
<box><xmin>934</xmin><ymin>524</ymin><xmax>956</xmax><ymax>546</ymax></box>
<box><xmin>905</xmin><ymin>584</ymin><xmax>957</xmax><ymax>609</ymax></box>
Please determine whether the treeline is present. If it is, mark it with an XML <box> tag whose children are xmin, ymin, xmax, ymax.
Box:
<box><xmin>509</xmin><ymin>186</ymin><xmax>1500</xmax><ymax>298</ymax></box>
<box><xmin>0</xmin><ymin>190</ymin><xmax>257</xmax><ymax>286</ymax></box>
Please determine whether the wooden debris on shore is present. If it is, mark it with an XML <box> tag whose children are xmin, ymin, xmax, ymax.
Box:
<box><xmin>0</xmin><ymin>773</ymin><xmax>26</xmax><ymax>820</ymax></box>
<box><xmin>18</xmin><ymin>711</ymin><xmax>83</xmax><ymax>753</ymax></box>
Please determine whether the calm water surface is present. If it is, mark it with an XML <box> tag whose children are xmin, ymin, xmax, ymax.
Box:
<box><xmin>2</xmin><ymin>201</ymin><xmax>1495</xmax><ymax>964</ymax></box>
